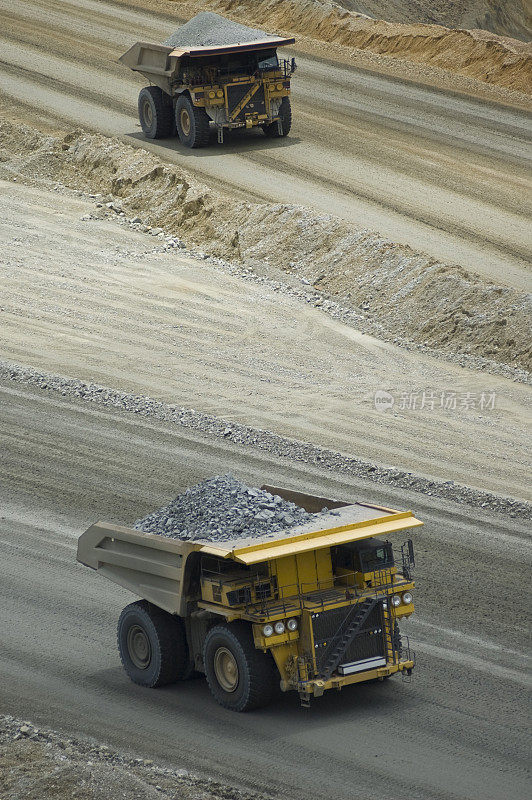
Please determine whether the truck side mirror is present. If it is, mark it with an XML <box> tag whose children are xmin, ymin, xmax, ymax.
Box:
<box><xmin>291</xmin><ymin>57</ymin><xmax>297</xmax><ymax>73</ymax></box>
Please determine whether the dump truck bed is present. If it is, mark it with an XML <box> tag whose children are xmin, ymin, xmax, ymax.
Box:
<box><xmin>119</xmin><ymin>37</ymin><xmax>295</xmax><ymax>93</ymax></box>
<box><xmin>77</xmin><ymin>486</ymin><xmax>422</xmax><ymax>615</ymax></box>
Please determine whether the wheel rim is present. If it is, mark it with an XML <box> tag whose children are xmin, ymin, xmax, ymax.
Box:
<box><xmin>142</xmin><ymin>99</ymin><xmax>153</xmax><ymax>128</ymax></box>
<box><xmin>213</xmin><ymin>647</ymin><xmax>239</xmax><ymax>692</ymax></box>
<box><xmin>180</xmin><ymin>107</ymin><xmax>191</xmax><ymax>136</ymax></box>
<box><xmin>127</xmin><ymin>624</ymin><xmax>151</xmax><ymax>669</ymax></box>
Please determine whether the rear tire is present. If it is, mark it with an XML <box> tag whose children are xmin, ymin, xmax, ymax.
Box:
<box><xmin>204</xmin><ymin>623</ymin><xmax>278</xmax><ymax>711</ymax></box>
<box><xmin>117</xmin><ymin>600</ymin><xmax>189</xmax><ymax>687</ymax></box>
<box><xmin>138</xmin><ymin>86</ymin><xmax>176</xmax><ymax>139</ymax></box>
<box><xmin>262</xmin><ymin>97</ymin><xmax>292</xmax><ymax>138</ymax></box>
<box><xmin>175</xmin><ymin>95</ymin><xmax>211</xmax><ymax>148</ymax></box>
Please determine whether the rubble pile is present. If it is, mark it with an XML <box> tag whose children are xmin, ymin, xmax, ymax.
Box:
<box><xmin>164</xmin><ymin>12</ymin><xmax>271</xmax><ymax>49</ymax></box>
<box><xmin>134</xmin><ymin>474</ymin><xmax>337</xmax><ymax>541</ymax></box>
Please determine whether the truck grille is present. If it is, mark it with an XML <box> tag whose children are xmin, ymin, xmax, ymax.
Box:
<box><xmin>311</xmin><ymin>602</ymin><xmax>386</xmax><ymax>675</ymax></box>
<box><xmin>227</xmin><ymin>83</ymin><xmax>266</xmax><ymax>120</ymax></box>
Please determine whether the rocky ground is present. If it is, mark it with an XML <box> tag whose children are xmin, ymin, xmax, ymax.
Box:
<box><xmin>2</xmin><ymin>361</ymin><xmax>529</xmax><ymax>519</ymax></box>
<box><xmin>0</xmin><ymin>716</ymin><xmax>266</xmax><ymax>800</ymax></box>
<box><xmin>331</xmin><ymin>0</ymin><xmax>530</xmax><ymax>40</ymax></box>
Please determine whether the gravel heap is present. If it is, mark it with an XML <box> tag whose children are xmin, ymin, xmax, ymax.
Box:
<box><xmin>163</xmin><ymin>12</ymin><xmax>273</xmax><ymax>48</ymax></box>
<box><xmin>134</xmin><ymin>474</ymin><xmax>335</xmax><ymax>542</ymax></box>
<box><xmin>0</xmin><ymin>715</ymin><xmax>264</xmax><ymax>800</ymax></box>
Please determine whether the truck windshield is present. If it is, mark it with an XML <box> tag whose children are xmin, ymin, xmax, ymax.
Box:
<box><xmin>257</xmin><ymin>51</ymin><xmax>278</xmax><ymax>71</ymax></box>
<box><xmin>360</xmin><ymin>543</ymin><xmax>394</xmax><ymax>571</ymax></box>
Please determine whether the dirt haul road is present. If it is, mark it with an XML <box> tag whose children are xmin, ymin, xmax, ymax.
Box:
<box><xmin>1</xmin><ymin>0</ymin><xmax>531</xmax><ymax>290</ymax></box>
<box><xmin>0</xmin><ymin>378</ymin><xmax>530</xmax><ymax>800</ymax></box>
<box><xmin>1</xmin><ymin>181</ymin><xmax>530</xmax><ymax>501</ymax></box>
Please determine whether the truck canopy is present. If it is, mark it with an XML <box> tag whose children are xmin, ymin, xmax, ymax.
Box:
<box><xmin>200</xmin><ymin>487</ymin><xmax>422</xmax><ymax>563</ymax></box>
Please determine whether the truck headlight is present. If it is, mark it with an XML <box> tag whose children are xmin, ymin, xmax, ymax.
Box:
<box><xmin>287</xmin><ymin>618</ymin><xmax>298</xmax><ymax>631</ymax></box>
<box><xmin>263</xmin><ymin>624</ymin><xmax>274</xmax><ymax>637</ymax></box>
<box><xmin>403</xmin><ymin>592</ymin><xmax>413</xmax><ymax>605</ymax></box>
<box><xmin>216</xmin><ymin>90</ymin><xmax>224</xmax><ymax>98</ymax></box>
<box><xmin>276</xmin><ymin>83</ymin><xmax>283</xmax><ymax>91</ymax></box>
<box><xmin>391</xmin><ymin>594</ymin><xmax>401</xmax><ymax>607</ymax></box>
<box><xmin>208</xmin><ymin>91</ymin><xmax>216</xmax><ymax>99</ymax></box>
<box><xmin>274</xmin><ymin>621</ymin><xmax>285</xmax><ymax>635</ymax></box>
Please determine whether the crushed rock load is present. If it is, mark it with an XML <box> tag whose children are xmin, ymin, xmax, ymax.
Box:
<box><xmin>134</xmin><ymin>474</ymin><xmax>338</xmax><ymax>542</ymax></box>
<box><xmin>164</xmin><ymin>12</ymin><xmax>271</xmax><ymax>49</ymax></box>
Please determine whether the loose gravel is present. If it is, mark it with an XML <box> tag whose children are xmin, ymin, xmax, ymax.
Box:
<box><xmin>1</xmin><ymin>361</ymin><xmax>529</xmax><ymax>520</ymax></box>
<box><xmin>164</xmin><ymin>12</ymin><xmax>272</xmax><ymax>48</ymax></box>
<box><xmin>0</xmin><ymin>715</ymin><xmax>265</xmax><ymax>800</ymax></box>
<box><xmin>134</xmin><ymin>473</ymin><xmax>337</xmax><ymax>542</ymax></box>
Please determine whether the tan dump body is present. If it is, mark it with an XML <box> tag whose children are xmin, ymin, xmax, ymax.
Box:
<box><xmin>118</xmin><ymin>37</ymin><xmax>295</xmax><ymax>95</ymax></box>
<box><xmin>77</xmin><ymin>522</ymin><xmax>196</xmax><ymax>615</ymax></box>
<box><xmin>77</xmin><ymin>487</ymin><xmax>422</xmax><ymax>614</ymax></box>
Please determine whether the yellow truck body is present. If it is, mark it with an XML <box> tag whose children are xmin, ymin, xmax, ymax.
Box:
<box><xmin>119</xmin><ymin>37</ymin><xmax>296</xmax><ymax>146</ymax></box>
<box><xmin>78</xmin><ymin>486</ymin><xmax>421</xmax><ymax>709</ymax></box>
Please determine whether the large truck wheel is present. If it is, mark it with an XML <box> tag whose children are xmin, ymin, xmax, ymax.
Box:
<box><xmin>138</xmin><ymin>86</ymin><xmax>176</xmax><ymax>139</ymax></box>
<box><xmin>175</xmin><ymin>95</ymin><xmax>210</xmax><ymax>148</ymax></box>
<box><xmin>262</xmin><ymin>97</ymin><xmax>292</xmax><ymax>138</ymax></box>
<box><xmin>117</xmin><ymin>600</ymin><xmax>189</xmax><ymax>687</ymax></box>
<box><xmin>204</xmin><ymin>623</ymin><xmax>278</xmax><ymax>711</ymax></box>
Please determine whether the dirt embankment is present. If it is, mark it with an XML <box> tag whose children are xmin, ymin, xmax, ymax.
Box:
<box><xmin>334</xmin><ymin>1</ymin><xmax>531</xmax><ymax>42</ymax></box>
<box><xmin>171</xmin><ymin>0</ymin><xmax>532</xmax><ymax>94</ymax></box>
<box><xmin>1</xmin><ymin>120</ymin><xmax>530</xmax><ymax>374</ymax></box>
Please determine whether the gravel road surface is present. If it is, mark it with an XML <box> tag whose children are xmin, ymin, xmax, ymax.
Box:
<box><xmin>1</xmin><ymin>378</ymin><xmax>530</xmax><ymax>800</ymax></box>
<box><xmin>0</xmin><ymin>0</ymin><xmax>530</xmax><ymax>289</ymax></box>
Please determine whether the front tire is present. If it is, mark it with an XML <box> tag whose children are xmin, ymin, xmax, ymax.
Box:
<box><xmin>138</xmin><ymin>86</ymin><xmax>175</xmax><ymax>139</ymax></box>
<box><xmin>262</xmin><ymin>97</ymin><xmax>292</xmax><ymax>138</ymax></box>
<box><xmin>117</xmin><ymin>600</ymin><xmax>189</xmax><ymax>687</ymax></box>
<box><xmin>175</xmin><ymin>95</ymin><xmax>211</xmax><ymax>148</ymax></box>
<box><xmin>204</xmin><ymin>623</ymin><xmax>278</xmax><ymax>711</ymax></box>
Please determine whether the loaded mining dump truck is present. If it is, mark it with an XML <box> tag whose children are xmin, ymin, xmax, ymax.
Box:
<box><xmin>120</xmin><ymin>12</ymin><xmax>296</xmax><ymax>147</ymax></box>
<box><xmin>77</xmin><ymin>482</ymin><xmax>420</xmax><ymax>711</ymax></box>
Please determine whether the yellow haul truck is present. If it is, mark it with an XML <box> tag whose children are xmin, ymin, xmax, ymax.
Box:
<box><xmin>119</xmin><ymin>36</ymin><xmax>296</xmax><ymax>147</ymax></box>
<box><xmin>77</xmin><ymin>486</ymin><xmax>421</xmax><ymax>711</ymax></box>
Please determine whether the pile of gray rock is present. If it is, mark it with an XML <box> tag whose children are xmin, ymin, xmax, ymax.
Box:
<box><xmin>163</xmin><ymin>12</ymin><xmax>273</xmax><ymax>49</ymax></box>
<box><xmin>134</xmin><ymin>474</ymin><xmax>332</xmax><ymax>542</ymax></box>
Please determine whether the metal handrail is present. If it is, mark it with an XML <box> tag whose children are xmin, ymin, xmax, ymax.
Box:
<box><xmin>179</xmin><ymin>59</ymin><xmax>293</xmax><ymax>87</ymax></box>
<box><xmin>244</xmin><ymin>567</ymin><xmax>406</xmax><ymax>618</ymax></box>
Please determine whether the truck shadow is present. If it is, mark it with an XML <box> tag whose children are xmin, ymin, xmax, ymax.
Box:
<box><xmin>125</xmin><ymin>129</ymin><xmax>302</xmax><ymax>157</ymax></box>
<box><xmin>270</xmin><ymin>680</ymin><xmax>416</xmax><ymax>722</ymax></box>
<box><xmin>90</xmin><ymin>666</ymin><xmax>415</xmax><ymax>727</ymax></box>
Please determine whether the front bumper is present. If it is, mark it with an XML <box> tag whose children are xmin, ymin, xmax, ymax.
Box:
<box><xmin>285</xmin><ymin>658</ymin><xmax>414</xmax><ymax>697</ymax></box>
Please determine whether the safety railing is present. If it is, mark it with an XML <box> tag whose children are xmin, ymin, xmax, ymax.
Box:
<box><xmin>200</xmin><ymin>556</ymin><xmax>411</xmax><ymax>620</ymax></box>
<box><xmin>244</xmin><ymin>568</ymin><xmax>402</xmax><ymax>619</ymax></box>
<box><xmin>179</xmin><ymin>58</ymin><xmax>294</xmax><ymax>88</ymax></box>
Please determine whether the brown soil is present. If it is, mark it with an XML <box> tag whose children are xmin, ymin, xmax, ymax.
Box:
<box><xmin>167</xmin><ymin>0</ymin><xmax>532</xmax><ymax>94</ymax></box>
<box><xmin>335</xmin><ymin>1</ymin><xmax>531</xmax><ymax>41</ymax></box>
<box><xmin>1</xmin><ymin>119</ymin><xmax>529</xmax><ymax>373</ymax></box>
